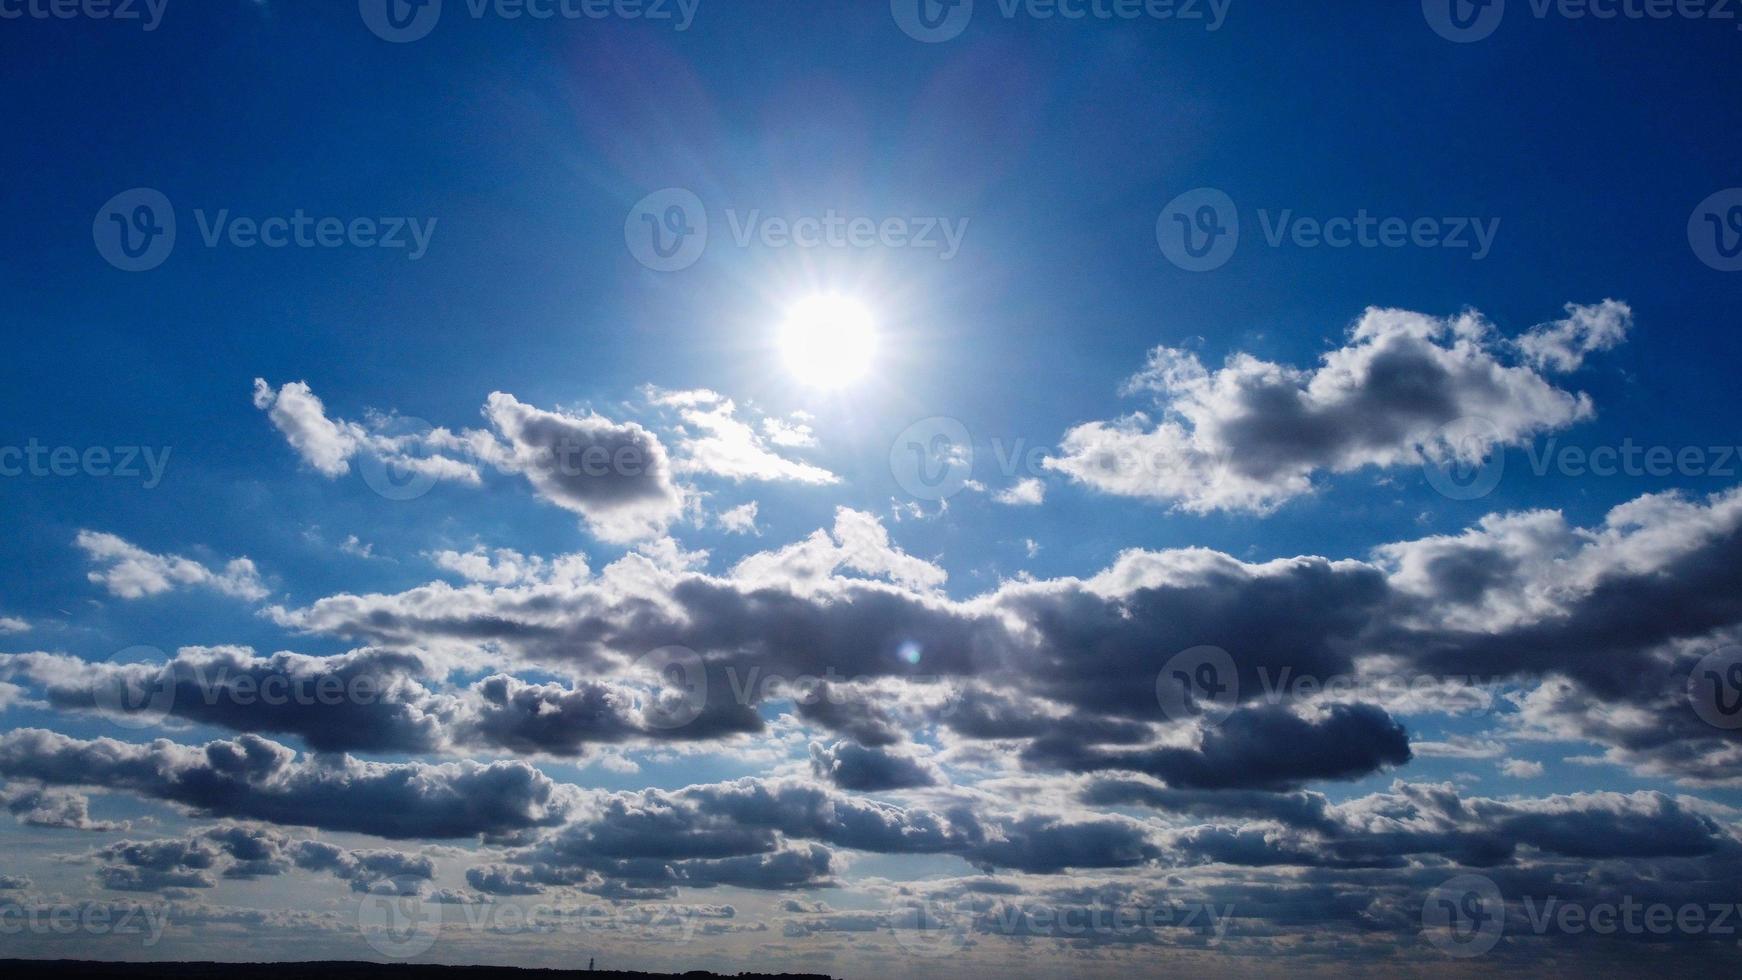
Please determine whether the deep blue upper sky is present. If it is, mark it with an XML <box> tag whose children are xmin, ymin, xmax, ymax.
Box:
<box><xmin>3</xmin><ymin>4</ymin><xmax>1738</xmax><ymax>590</ymax></box>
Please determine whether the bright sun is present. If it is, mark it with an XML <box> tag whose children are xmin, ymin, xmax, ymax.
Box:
<box><xmin>779</xmin><ymin>294</ymin><xmax>877</xmax><ymax>388</ymax></box>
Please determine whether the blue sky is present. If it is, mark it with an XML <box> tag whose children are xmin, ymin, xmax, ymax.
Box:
<box><xmin>2</xmin><ymin>1</ymin><xmax>1742</xmax><ymax>975</ymax></box>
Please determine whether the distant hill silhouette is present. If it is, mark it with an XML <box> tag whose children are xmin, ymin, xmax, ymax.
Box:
<box><xmin>0</xmin><ymin>962</ymin><xmax>837</xmax><ymax>980</ymax></box>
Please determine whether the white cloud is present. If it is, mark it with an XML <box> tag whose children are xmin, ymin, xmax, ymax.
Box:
<box><xmin>1412</xmin><ymin>737</ymin><xmax>1505</xmax><ymax>759</ymax></box>
<box><xmin>1045</xmin><ymin>302</ymin><xmax>1625</xmax><ymax>514</ymax></box>
<box><xmin>255</xmin><ymin>380</ymin><xmax>685</xmax><ymax>543</ymax></box>
<box><xmin>430</xmin><ymin>546</ymin><xmax>589</xmax><ymax>587</ymax></box>
<box><xmin>717</xmin><ymin>502</ymin><xmax>761</xmax><ymax>535</ymax></box>
<box><xmin>0</xmin><ymin>617</ymin><xmax>27</xmax><ymax>634</ymax></box>
<box><xmin>732</xmin><ymin>507</ymin><xmax>947</xmax><ymax>593</ymax></box>
<box><xmin>994</xmin><ymin>478</ymin><xmax>1046</xmax><ymax>506</ymax></box>
<box><xmin>761</xmin><ymin>416</ymin><xmax>818</xmax><ymax>449</ymax></box>
<box><xmin>252</xmin><ymin>379</ymin><xmax>483</xmax><ymax>488</ymax></box>
<box><xmin>649</xmin><ymin>387</ymin><xmax>837</xmax><ymax>486</ymax></box>
<box><xmin>1501</xmin><ymin>758</ymin><xmax>1546</xmax><ymax>779</ymax></box>
<box><xmin>339</xmin><ymin>536</ymin><xmax>376</xmax><ymax>560</ymax></box>
<box><xmin>1514</xmin><ymin>299</ymin><xmax>1632</xmax><ymax>372</ymax></box>
<box><xmin>252</xmin><ymin>379</ymin><xmax>363</xmax><ymax>478</ymax></box>
<box><xmin>75</xmin><ymin>531</ymin><xmax>267</xmax><ymax>601</ymax></box>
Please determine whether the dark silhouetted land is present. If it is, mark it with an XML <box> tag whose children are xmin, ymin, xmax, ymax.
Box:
<box><xmin>0</xmin><ymin>963</ymin><xmax>837</xmax><ymax>980</ymax></box>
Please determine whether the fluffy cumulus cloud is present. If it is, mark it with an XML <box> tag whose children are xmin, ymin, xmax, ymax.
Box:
<box><xmin>75</xmin><ymin>531</ymin><xmax>267</xmax><ymax>601</ymax></box>
<box><xmin>215</xmin><ymin>485</ymin><xmax>1742</xmax><ymax>797</ymax></box>
<box><xmin>0</xmin><ymin>728</ymin><xmax>576</xmax><ymax>840</ymax></box>
<box><xmin>994</xmin><ymin>477</ymin><xmax>1046</xmax><ymax>506</ymax></box>
<box><xmin>716</xmin><ymin>501</ymin><xmax>760</xmax><ymax>535</ymax></box>
<box><xmin>252</xmin><ymin>378</ymin><xmax>483</xmax><ymax>489</ymax></box>
<box><xmin>809</xmin><ymin>740</ymin><xmax>942</xmax><ymax>791</ymax></box>
<box><xmin>480</xmin><ymin>392</ymin><xmax>686</xmax><ymax>543</ymax></box>
<box><xmin>1514</xmin><ymin>298</ymin><xmax>1632</xmax><ymax>372</ymax></box>
<box><xmin>253</xmin><ymin>380</ymin><xmax>681</xmax><ymax>542</ymax></box>
<box><xmin>1045</xmin><ymin>301</ymin><xmax>1630</xmax><ymax>513</ymax></box>
<box><xmin>473</xmin><ymin>776</ymin><xmax>1164</xmax><ymax>895</ymax></box>
<box><xmin>251</xmin><ymin>379</ymin><xmax>360</xmax><ymax>478</ymax></box>
<box><xmin>647</xmin><ymin>387</ymin><xmax>837</xmax><ymax>486</ymax></box>
<box><xmin>24</xmin><ymin>333</ymin><xmax>1742</xmax><ymax>972</ymax></box>
<box><xmin>1150</xmin><ymin>780</ymin><xmax>1739</xmax><ymax>870</ymax></box>
<box><xmin>4</xmin><ymin>785</ymin><xmax>128</xmax><ymax>832</ymax></box>
<box><xmin>13</xmin><ymin>468</ymin><xmax>1742</xmax><ymax>962</ymax></box>
<box><xmin>81</xmin><ymin>825</ymin><xmax>436</xmax><ymax>894</ymax></box>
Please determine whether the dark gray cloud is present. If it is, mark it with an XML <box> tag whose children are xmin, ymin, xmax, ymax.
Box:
<box><xmin>252</xmin><ymin>382</ymin><xmax>682</xmax><ymax>543</ymax></box>
<box><xmin>94</xmin><ymin>838</ymin><xmax>220</xmax><ymax>892</ymax></box>
<box><xmin>82</xmin><ymin>826</ymin><xmax>436</xmax><ymax>895</ymax></box>
<box><xmin>0</xmin><ymin>647</ymin><xmax>764</xmax><ymax>759</ymax></box>
<box><xmin>482</xmin><ymin>392</ymin><xmax>684</xmax><ymax>543</ymax></box>
<box><xmin>809</xmin><ymin>740</ymin><xmax>940</xmax><ymax>791</ymax></box>
<box><xmin>791</xmin><ymin>683</ymin><xmax>905</xmax><ymax>746</ymax></box>
<box><xmin>3</xmin><ymin>785</ymin><xmax>127</xmax><ymax>832</ymax></box>
<box><xmin>1152</xmin><ymin>781</ymin><xmax>1739</xmax><ymax>872</ymax></box>
<box><xmin>0</xmin><ymin>728</ymin><xmax>574</xmax><ymax>840</ymax></box>
<box><xmin>246</xmin><ymin>486</ymin><xmax>1742</xmax><ymax>794</ymax></box>
<box><xmin>1045</xmin><ymin>301</ymin><xmax>1629</xmax><ymax>513</ymax></box>
<box><xmin>1023</xmin><ymin>703</ymin><xmax>1412</xmax><ymax>791</ymax></box>
<box><xmin>1079</xmin><ymin>779</ymin><xmax>1339</xmax><ymax>833</ymax></box>
<box><xmin>962</xmin><ymin>813</ymin><xmax>1163</xmax><ymax>874</ymax></box>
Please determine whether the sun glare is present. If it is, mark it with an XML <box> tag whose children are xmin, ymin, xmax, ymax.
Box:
<box><xmin>779</xmin><ymin>294</ymin><xmax>877</xmax><ymax>388</ymax></box>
